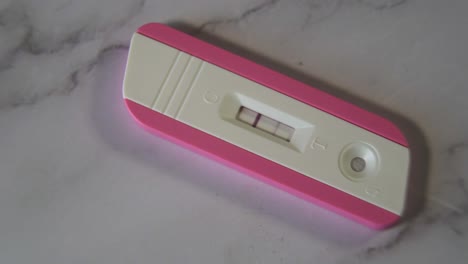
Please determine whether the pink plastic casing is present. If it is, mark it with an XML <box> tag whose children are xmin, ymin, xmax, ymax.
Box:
<box><xmin>124</xmin><ymin>23</ymin><xmax>409</xmax><ymax>229</ymax></box>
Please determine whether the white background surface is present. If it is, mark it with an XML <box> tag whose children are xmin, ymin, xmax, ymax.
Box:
<box><xmin>0</xmin><ymin>0</ymin><xmax>467</xmax><ymax>263</ymax></box>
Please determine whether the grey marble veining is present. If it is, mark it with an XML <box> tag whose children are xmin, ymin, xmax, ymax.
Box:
<box><xmin>1</xmin><ymin>0</ymin><xmax>467</xmax><ymax>263</ymax></box>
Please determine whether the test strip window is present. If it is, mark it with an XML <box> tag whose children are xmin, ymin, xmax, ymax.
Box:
<box><xmin>237</xmin><ymin>106</ymin><xmax>295</xmax><ymax>141</ymax></box>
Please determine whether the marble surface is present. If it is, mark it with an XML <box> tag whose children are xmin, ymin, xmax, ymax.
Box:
<box><xmin>0</xmin><ymin>0</ymin><xmax>467</xmax><ymax>263</ymax></box>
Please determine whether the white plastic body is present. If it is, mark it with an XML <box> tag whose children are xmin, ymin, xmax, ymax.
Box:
<box><xmin>123</xmin><ymin>34</ymin><xmax>410</xmax><ymax>215</ymax></box>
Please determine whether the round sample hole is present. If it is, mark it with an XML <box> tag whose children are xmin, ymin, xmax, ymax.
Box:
<box><xmin>350</xmin><ymin>157</ymin><xmax>366</xmax><ymax>172</ymax></box>
<box><xmin>338</xmin><ymin>142</ymin><xmax>380</xmax><ymax>181</ymax></box>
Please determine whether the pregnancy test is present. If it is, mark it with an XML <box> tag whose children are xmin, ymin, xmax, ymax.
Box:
<box><xmin>122</xmin><ymin>23</ymin><xmax>410</xmax><ymax>229</ymax></box>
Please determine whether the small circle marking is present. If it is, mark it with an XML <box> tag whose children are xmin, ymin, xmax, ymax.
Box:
<box><xmin>204</xmin><ymin>91</ymin><xmax>219</xmax><ymax>104</ymax></box>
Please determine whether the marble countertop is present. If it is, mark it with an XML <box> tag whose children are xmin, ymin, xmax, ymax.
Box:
<box><xmin>1</xmin><ymin>0</ymin><xmax>467</xmax><ymax>263</ymax></box>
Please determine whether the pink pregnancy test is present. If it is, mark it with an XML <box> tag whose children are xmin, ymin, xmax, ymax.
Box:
<box><xmin>122</xmin><ymin>23</ymin><xmax>410</xmax><ymax>229</ymax></box>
